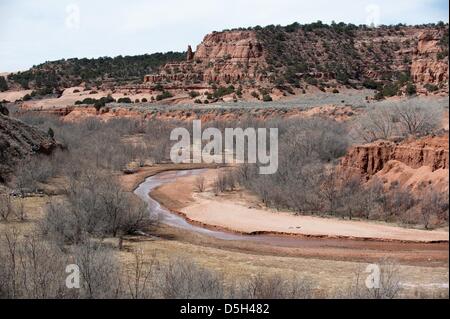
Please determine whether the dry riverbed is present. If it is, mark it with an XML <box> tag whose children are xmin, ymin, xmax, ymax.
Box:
<box><xmin>152</xmin><ymin>169</ymin><xmax>449</xmax><ymax>243</ymax></box>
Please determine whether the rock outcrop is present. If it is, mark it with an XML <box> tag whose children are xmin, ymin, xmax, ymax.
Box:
<box><xmin>143</xmin><ymin>25</ymin><xmax>449</xmax><ymax>96</ymax></box>
<box><xmin>186</xmin><ymin>45</ymin><xmax>194</xmax><ymax>62</ymax></box>
<box><xmin>341</xmin><ymin>135</ymin><xmax>449</xmax><ymax>176</ymax></box>
<box><xmin>144</xmin><ymin>30</ymin><xmax>267</xmax><ymax>87</ymax></box>
<box><xmin>0</xmin><ymin>113</ymin><xmax>58</xmax><ymax>182</ymax></box>
<box><xmin>411</xmin><ymin>30</ymin><xmax>449</xmax><ymax>93</ymax></box>
<box><xmin>194</xmin><ymin>31</ymin><xmax>264</xmax><ymax>62</ymax></box>
<box><xmin>341</xmin><ymin>135</ymin><xmax>449</xmax><ymax>192</ymax></box>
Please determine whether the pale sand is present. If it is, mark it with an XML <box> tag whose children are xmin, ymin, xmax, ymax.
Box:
<box><xmin>0</xmin><ymin>90</ymin><xmax>33</xmax><ymax>102</ymax></box>
<box><xmin>21</xmin><ymin>87</ymin><xmax>157</xmax><ymax>110</ymax></box>
<box><xmin>375</xmin><ymin>161</ymin><xmax>449</xmax><ymax>193</ymax></box>
<box><xmin>180</xmin><ymin>196</ymin><xmax>449</xmax><ymax>242</ymax></box>
<box><xmin>160</xmin><ymin>170</ymin><xmax>450</xmax><ymax>243</ymax></box>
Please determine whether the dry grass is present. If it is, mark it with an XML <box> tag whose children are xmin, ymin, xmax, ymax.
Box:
<box><xmin>118</xmin><ymin>228</ymin><xmax>449</xmax><ymax>298</ymax></box>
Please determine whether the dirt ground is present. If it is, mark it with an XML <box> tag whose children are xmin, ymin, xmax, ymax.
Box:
<box><xmin>0</xmin><ymin>89</ymin><xmax>33</xmax><ymax>102</ymax></box>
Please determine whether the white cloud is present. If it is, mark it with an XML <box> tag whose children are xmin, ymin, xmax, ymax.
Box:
<box><xmin>0</xmin><ymin>0</ymin><xmax>448</xmax><ymax>71</ymax></box>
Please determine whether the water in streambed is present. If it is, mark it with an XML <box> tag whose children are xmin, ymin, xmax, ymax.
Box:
<box><xmin>134</xmin><ymin>169</ymin><xmax>246</xmax><ymax>240</ymax></box>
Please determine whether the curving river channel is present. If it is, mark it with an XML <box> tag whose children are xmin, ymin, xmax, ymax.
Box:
<box><xmin>134</xmin><ymin>169</ymin><xmax>245</xmax><ymax>241</ymax></box>
<box><xmin>133</xmin><ymin>169</ymin><xmax>449</xmax><ymax>257</ymax></box>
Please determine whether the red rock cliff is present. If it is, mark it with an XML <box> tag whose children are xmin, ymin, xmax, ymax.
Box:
<box><xmin>194</xmin><ymin>31</ymin><xmax>264</xmax><ymax>62</ymax></box>
<box><xmin>341</xmin><ymin>135</ymin><xmax>449</xmax><ymax>176</ymax></box>
<box><xmin>411</xmin><ymin>30</ymin><xmax>449</xmax><ymax>93</ymax></box>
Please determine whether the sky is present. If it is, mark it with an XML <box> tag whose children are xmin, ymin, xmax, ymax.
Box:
<box><xmin>0</xmin><ymin>0</ymin><xmax>448</xmax><ymax>72</ymax></box>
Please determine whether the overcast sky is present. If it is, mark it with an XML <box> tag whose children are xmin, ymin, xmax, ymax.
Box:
<box><xmin>0</xmin><ymin>0</ymin><xmax>448</xmax><ymax>72</ymax></box>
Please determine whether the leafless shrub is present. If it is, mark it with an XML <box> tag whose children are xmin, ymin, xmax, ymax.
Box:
<box><xmin>14</xmin><ymin>156</ymin><xmax>57</xmax><ymax>194</ymax></box>
<box><xmin>194</xmin><ymin>176</ymin><xmax>206</xmax><ymax>193</ymax></box>
<box><xmin>40</xmin><ymin>200</ymin><xmax>86</xmax><ymax>245</ymax></box>
<box><xmin>223</xmin><ymin>170</ymin><xmax>237</xmax><ymax>191</ymax></box>
<box><xmin>352</xmin><ymin>102</ymin><xmax>442</xmax><ymax>143</ymax></box>
<box><xmin>327</xmin><ymin>171</ymin><xmax>365</xmax><ymax>220</ymax></box>
<box><xmin>419</xmin><ymin>188</ymin><xmax>449</xmax><ymax>229</ymax></box>
<box><xmin>337</xmin><ymin>259</ymin><xmax>402</xmax><ymax>299</ymax></box>
<box><xmin>0</xmin><ymin>194</ymin><xmax>14</xmax><ymax>221</ymax></box>
<box><xmin>231</xmin><ymin>273</ymin><xmax>314</xmax><ymax>299</ymax></box>
<box><xmin>72</xmin><ymin>241</ymin><xmax>122</xmax><ymax>299</ymax></box>
<box><xmin>351</xmin><ymin>106</ymin><xmax>395</xmax><ymax>143</ymax></box>
<box><xmin>0</xmin><ymin>229</ymin><xmax>70</xmax><ymax>299</ymax></box>
<box><xmin>213</xmin><ymin>173</ymin><xmax>227</xmax><ymax>195</ymax></box>
<box><xmin>157</xmin><ymin>257</ymin><xmax>224</xmax><ymax>299</ymax></box>
<box><xmin>13</xmin><ymin>200</ymin><xmax>26</xmax><ymax>221</ymax></box>
<box><xmin>124</xmin><ymin>250</ymin><xmax>159</xmax><ymax>299</ymax></box>
<box><xmin>356</xmin><ymin>177</ymin><xmax>385</xmax><ymax>220</ymax></box>
<box><xmin>0</xmin><ymin>195</ymin><xmax>26</xmax><ymax>222</ymax></box>
<box><xmin>41</xmin><ymin>170</ymin><xmax>158</xmax><ymax>244</ymax></box>
<box><xmin>148</xmin><ymin>138</ymin><xmax>171</xmax><ymax>164</ymax></box>
<box><xmin>393</xmin><ymin>102</ymin><xmax>441</xmax><ymax>137</ymax></box>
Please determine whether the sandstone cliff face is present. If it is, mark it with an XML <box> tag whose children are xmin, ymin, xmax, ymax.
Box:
<box><xmin>341</xmin><ymin>135</ymin><xmax>449</xmax><ymax>192</ymax></box>
<box><xmin>341</xmin><ymin>135</ymin><xmax>449</xmax><ymax>176</ymax></box>
<box><xmin>411</xmin><ymin>30</ymin><xmax>449</xmax><ymax>93</ymax></box>
<box><xmin>194</xmin><ymin>31</ymin><xmax>264</xmax><ymax>62</ymax></box>
<box><xmin>144</xmin><ymin>25</ymin><xmax>448</xmax><ymax>96</ymax></box>
<box><xmin>0</xmin><ymin>114</ymin><xmax>58</xmax><ymax>182</ymax></box>
<box><xmin>144</xmin><ymin>30</ymin><xmax>267</xmax><ymax>86</ymax></box>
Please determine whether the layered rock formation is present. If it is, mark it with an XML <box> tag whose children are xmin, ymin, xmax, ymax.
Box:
<box><xmin>341</xmin><ymin>135</ymin><xmax>449</xmax><ymax>192</ymax></box>
<box><xmin>341</xmin><ymin>135</ymin><xmax>449</xmax><ymax>175</ymax></box>
<box><xmin>411</xmin><ymin>30</ymin><xmax>449</xmax><ymax>93</ymax></box>
<box><xmin>144</xmin><ymin>25</ymin><xmax>449</xmax><ymax>95</ymax></box>
<box><xmin>144</xmin><ymin>30</ymin><xmax>267</xmax><ymax>87</ymax></box>
<box><xmin>0</xmin><ymin>113</ymin><xmax>58</xmax><ymax>182</ymax></box>
<box><xmin>195</xmin><ymin>31</ymin><xmax>265</xmax><ymax>63</ymax></box>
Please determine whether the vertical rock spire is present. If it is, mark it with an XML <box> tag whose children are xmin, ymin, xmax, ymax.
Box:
<box><xmin>186</xmin><ymin>45</ymin><xmax>194</xmax><ymax>62</ymax></box>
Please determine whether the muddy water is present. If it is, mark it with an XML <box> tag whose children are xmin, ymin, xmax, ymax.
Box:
<box><xmin>134</xmin><ymin>169</ymin><xmax>245</xmax><ymax>240</ymax></box>
<box><xmin>133</xmin><ymin>169</ymin><xmax>449</xmax><ymax>257</ymax></box>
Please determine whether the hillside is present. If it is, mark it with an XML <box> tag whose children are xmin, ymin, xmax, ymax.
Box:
<box><xmin>0</xmin><ymin>111</ymin><xmax>58</xmax><ymax>182</ymax></box>
<box><xmin>257</xmin><ymin>23</ymin><xmax>448</xmax><ymax>88</ymax></box>
<box><xmin>3</xmin><ymin>22</ymin><xmax>449</xmax><ymax>100</ymax></box>
<box><xmin>143</xmin><ymin>22</ymin><xmax>448</xmax><ymax>97</ymax></box>
<box><xmin>341</xmin><ymin>134</ymin><xmax>449</xmax><ymax>193</ymax></box>
<box><xmin>6</xmin><ymin>52</ymin><xmax>185</xmax><ymax>92</ymax></box>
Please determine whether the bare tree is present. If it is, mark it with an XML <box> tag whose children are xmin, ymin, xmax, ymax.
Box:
<box><xmin>125</xmin><ymin>250</ymin><xmax>158</xmax><ymax>299</ymax></box>
<box><xmin>213</xmin><ymin>173</ymin><xmax>227</xmax><ymax>195</ymax></box>
<box><xmin>352</xmin><ymin>106</ymin><xmax>395</xmax><ymax>142</ymax></box>
<box><xmin>394</xmin><ymin>102</ymin><xmax>440</xmax><ymax>137</ymax></box>
<box><xmin>72</xmin><ymin>241</ymin><xmax>123</xmax><ymax>299</ymax></box>
<box><xmin>420</xmin><ymin>188</ymin><xmax>447</xmax><ymax>230</ymax></box>
<box><xmin>194</xmin><ymin>176</ymin><xmax>206</xmax><ymax>193</ymax></box>
<box><xmin>0</xmin><ymin>194</ymin><xmax>13</xmax><ymax>221</ymax></box>
<box><xmin>0</xmin><ymin>229</ymin><xmax>69</xmax><ymax>299</ymax></box>
<box><xmin>339</xmin><ymin>259</ymin><xmax>402</xmax><ymax>299</ymax></box>
<box><xmin>157</xmin><ymin>257</ymin><xmax>224</xmax><ymax>299</ymax></box>
<box><xmin>41</xmin><ymin>170</ymin><xmax>158</xmax><ymax>244</ymax></box>
<box><xmin>232</xmin><ymin>273</ymin><xmax>314</xmax><ymax>299</ymax></box>
<box><xmin>13</xmin><ymin>200</ymin><xmax>26</xmax><ymax>221</ymax></box>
